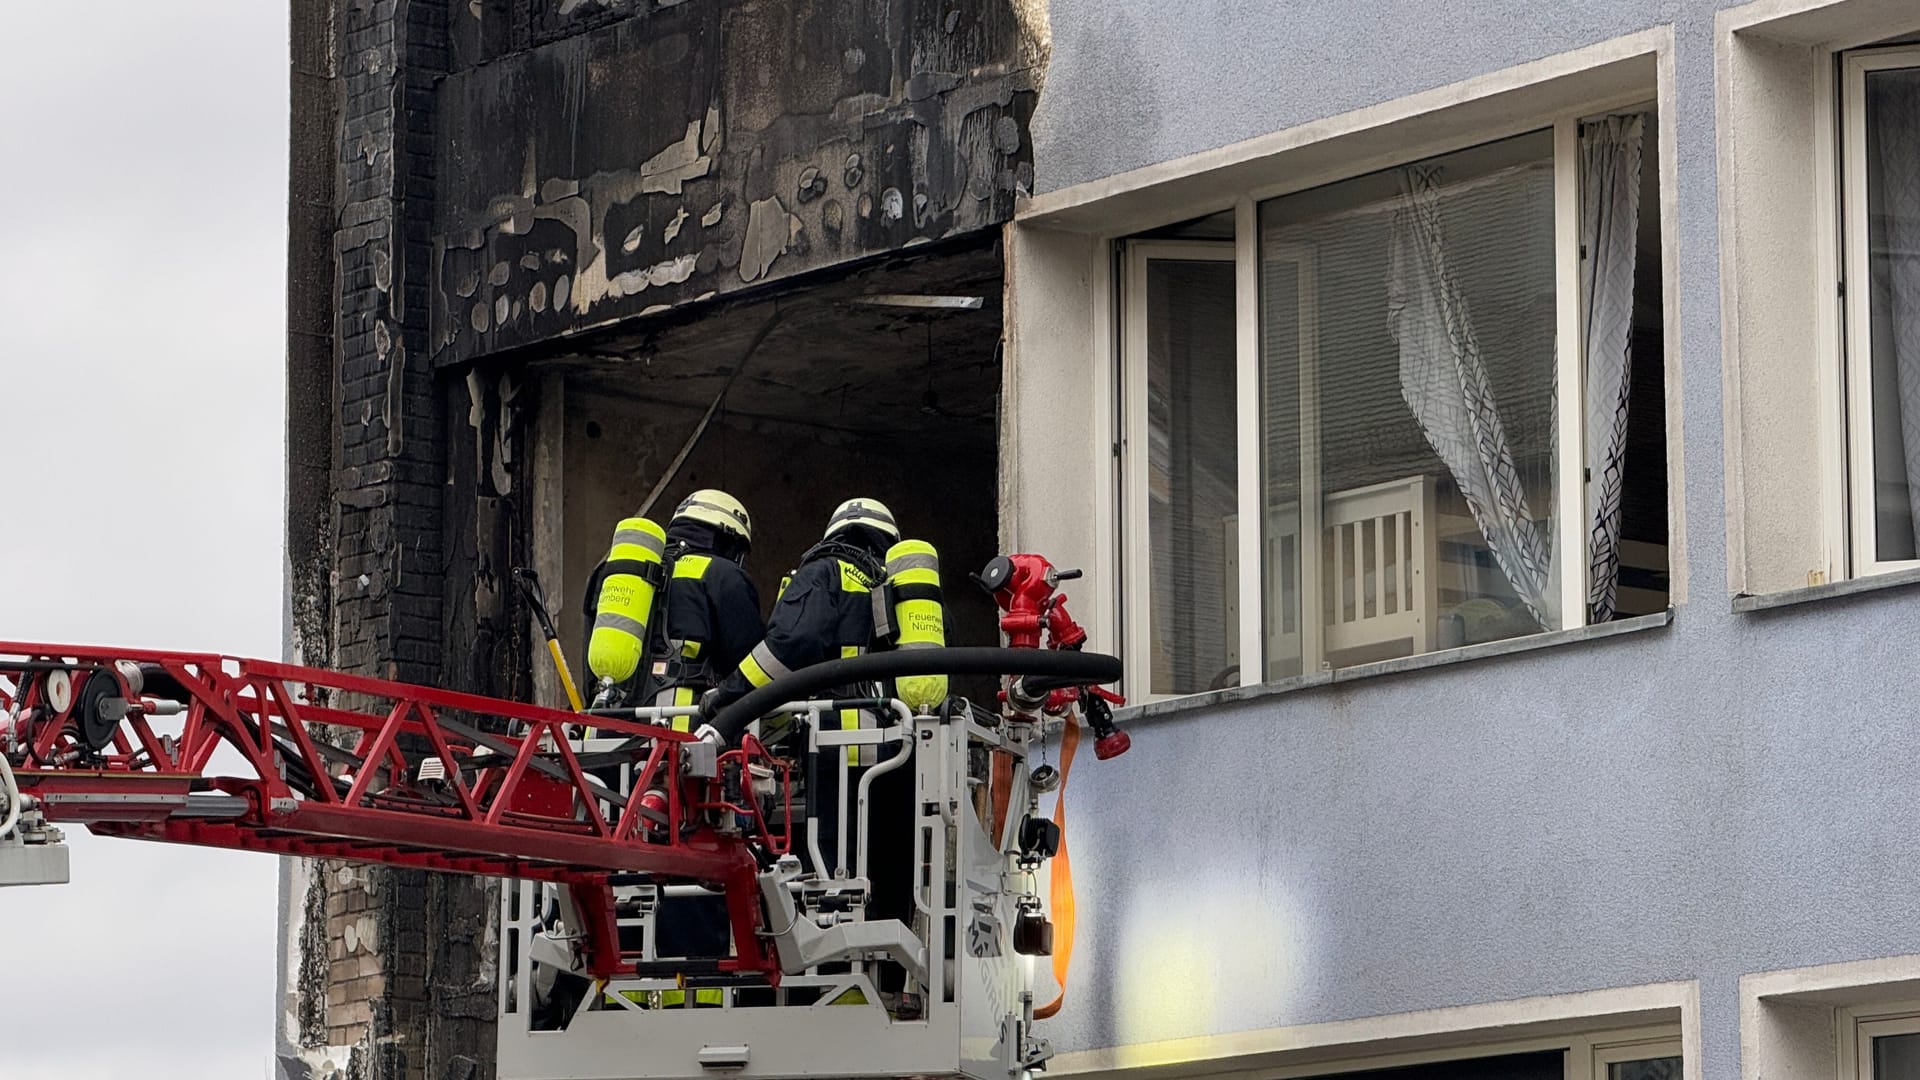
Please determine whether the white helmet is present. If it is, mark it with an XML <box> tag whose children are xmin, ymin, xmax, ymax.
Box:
<box><xmin>672</xmin><ymin>489</ymin><xmax>752</xmax><ymax>545</ymax></box>
<box><xmin>824</xmin><ymin>497</ymin><xmax>899</xmax><ymax>546</ymax></box>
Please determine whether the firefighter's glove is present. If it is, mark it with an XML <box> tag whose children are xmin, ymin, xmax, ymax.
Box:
<box><xmin>697</xmin><ymin>688</ymin><xmax>723</xmax><ymax>723</ymax></box>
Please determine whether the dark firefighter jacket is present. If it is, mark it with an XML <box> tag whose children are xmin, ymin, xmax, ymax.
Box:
<box><xmin>712</xmin><ymin>543</ymin><xmax>911</xmax><ymax>933</ymax></box>
<box><xmin>709</xmin><ymin>546</ymin><xmax>880</xmax><ymax>710</ymax></box>
<box><xmin>639</xmin><ymin>522</ymin><xmax>761</xmax><ymax>982</ymax></box>
<box><xmin>648</xmin><ymin>521</ymin><xmax>764</xmax><ymax>708</ymax></box>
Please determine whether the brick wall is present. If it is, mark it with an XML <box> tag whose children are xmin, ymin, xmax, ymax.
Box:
<box><xmin>288</xmin><ymin>2</ymin><xmax>496</xmax><ymax>1079</ymax></box>
<box><xmin>333</xmin><ymin>0</ymin><xmax>444</xmax><ymax>689</ymax></box>
<box><xmin>322</xmin><ymin>865</ymin><xmax>386</xmax><ymax>1045</ymax></box>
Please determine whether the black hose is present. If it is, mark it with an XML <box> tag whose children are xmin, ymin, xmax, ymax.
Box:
<box><xmin>1018</xmin><ymin>674</ymin><xmax>1088</xmax><ymax>694</ymax></box>
<box><xmin>136</xmin><ymin>663</ymin><xmax>193</xmax><ymax>703</ymax></box>
<box><xmin>710</xmin><ymin>647</ymin><xmax>1122</xmax><ymax>742</ymax></box>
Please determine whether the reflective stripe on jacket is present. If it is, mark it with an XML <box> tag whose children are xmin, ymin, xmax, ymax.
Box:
<box><xmin>711</xmin><ymin>554</ymin><xmax>877</xmax><ymax>714</ymax></box>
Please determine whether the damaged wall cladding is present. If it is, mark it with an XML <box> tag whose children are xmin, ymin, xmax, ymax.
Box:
<box><xmin>431</xmin><ymin>0</ymin><xmax>1040</xmax><ymax>366</ymax></box>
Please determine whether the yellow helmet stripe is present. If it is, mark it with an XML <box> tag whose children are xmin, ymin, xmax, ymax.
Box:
<box><xmin>829</xmin><ymin>502</ymin><xmax>895</xmax><ymax>529</ymax></box>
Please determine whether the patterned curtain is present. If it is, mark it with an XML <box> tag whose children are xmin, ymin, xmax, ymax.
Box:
<box><xmin>1389</xmin><ymin>165</ymin><xmax>1555</xmax><ymax>628</ymax></box>
<box><xmin>1581</xmin><ymin>115</ymin><xmax>1645</xmax><ymax>622</ymax></box>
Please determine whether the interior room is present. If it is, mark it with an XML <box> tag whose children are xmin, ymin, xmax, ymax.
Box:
<box><xmin>533</xmin><ymin>235</ymin><xmax>1007</xmax><ymax>702</ymax></box>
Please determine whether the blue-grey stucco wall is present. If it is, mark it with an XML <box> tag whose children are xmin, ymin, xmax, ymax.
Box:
<box><xmin>1026</xmin><ymin>0</ymin><xmax>1920</xmax><ymax>1071</ymax></box>
<box><xmin>1034</xmin><ymin>1</ymin><xmax>1701</xmax><ymax>196</ymax></box>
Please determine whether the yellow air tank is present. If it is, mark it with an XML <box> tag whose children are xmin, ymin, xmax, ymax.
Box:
<box><xmin>884</xmin><ymin>539</ymin><xmax>948</xmax><ymax>711</ymax></box>
<box><xmin>586</xmin><ymin>517</ymin><xmax>667</xmax><ymax>686</ymax></box>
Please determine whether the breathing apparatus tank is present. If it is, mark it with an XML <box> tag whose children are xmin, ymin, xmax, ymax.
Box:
<box><xmin>586</xmin><ymin>516</ymin><xmax>668</xmax><ymax>689</ymax></box>
<box><xmin>882</xmin><ymin>539</ymin><xmax>948</xmax><ymax>711</ymax></box>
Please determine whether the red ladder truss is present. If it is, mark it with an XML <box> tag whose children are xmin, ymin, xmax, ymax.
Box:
<box><xmin>0</xmin><ymin>640</ymin><xmax>785</xmax><ymax>980</ymax></box>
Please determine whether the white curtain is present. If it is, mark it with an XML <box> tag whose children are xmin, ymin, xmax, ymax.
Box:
<box><xmin>1581</xmin><ymin>115</ymin><xmax>1645</xmax><ymax>622</ymax></box>
<box><xmin>1389</xmin><ymin>165</ymin><xmax>1555</xmax><ymax>628</ymax></box>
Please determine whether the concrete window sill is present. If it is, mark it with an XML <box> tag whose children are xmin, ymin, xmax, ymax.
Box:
<box><xmin>1114</xmin><ymin>608</ymin><xmax>1674</xmax><ymax>725</ymax></box>
<box><xmin>1731</xmin><ymin>565</ymin><xmax>1920</xmax><ymax>614</ymax></box>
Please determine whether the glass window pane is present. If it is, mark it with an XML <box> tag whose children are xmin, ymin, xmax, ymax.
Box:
<box><xmin>1876</xmin><ymin>1033</ymin><xmax>1920</xmax><ymax>1080</ymax></box>
<box><xmin>1308</xmin><ymin>1050</ymin><xmax>1564</xmax><ymax>1080</ymax></box>
<box><xmin>1863</xmin><ymin>64</ymin><xmax>1920</xmax><ymax>562</ymax></box>
<box><xmin>1609</xmin><ymin>1057</ymin><xmax>1682</xmax><ymax>1080</ymax></box>
<box><xmin>1259</xmin><ymin>130</ymin><xmax>1560</xmax><ymax>670</ymax></box>
<box><xmin>1144</xmin><ymin>255</ymin><xmax>1239</xmax><ymax>696</ymax></box>
<box><xmin>1261</xmin><ymin>250</ymin><xmax>1307</xmax><ymax>678</ymax></box>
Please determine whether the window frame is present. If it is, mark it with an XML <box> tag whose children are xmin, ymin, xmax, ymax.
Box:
<box><xmin>1111</xmin><ymin>108</ymin><xmax>1638</xmax><ymax>702</ymax></box>
<box><xmin>1838</xmin><ymin>1002</ymin><xmax>1920</xmax><ymax>1080</ymax></box>
<box><xmin>1839</xmin><ymin>45</ymin><xmax>1920</xmax><ymax>579</ymax></box>
<box><xmin>1119</xmin><ymin>238</ymin><xmax>1240</xmax><ymax>698</ymax></box>
<box><xmin>1590</xmin><ymin>1034</ymin><xmax>1685</xmax><ymax>1080</ymax></box>
<box><xmin>1199</xmin><ymin>1024</ymin><xmax>1682</xmax><ymax>1080</ymax></box>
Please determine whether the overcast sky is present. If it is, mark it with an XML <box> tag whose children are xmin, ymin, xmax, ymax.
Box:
<box><xmin>1</xmin><ymin>4</ymin><xmax>289</xmax><ymax>1077</ymax></box>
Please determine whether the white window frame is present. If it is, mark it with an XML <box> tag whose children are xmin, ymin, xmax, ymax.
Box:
<box><xmin>1839</xmin><ymin>46</ymin><xmax>1920</xmax><ymax>578</ymax></box>
<box><xmin>1114</xmin><ymin>112</ymin><xmax>1615</xmax><ymax>702</ymax></box>
<box><xmin>1119</xmin><ymin>238</ymin><xmax>1239</xmax><ymax>698</ymax></box>
<box><xmin>1591</xmin><ymin>1034</ymin><xmax>1685</xmax><ymax>1080</ymax></box>
<box><xmin>1203</xmin><ymin>1024</ymin><xmax>1682</xmax><ymax>1080</ymax></box>
<box><xmin>1838</xmin><ymin>1002</ymin><xmax>1920</xmax><ymax>1080</ymax></box>
<box><xmin>1259</xmin><ymin>234</ymin><xmax>1325</xmax><ymax>681</ymax></box>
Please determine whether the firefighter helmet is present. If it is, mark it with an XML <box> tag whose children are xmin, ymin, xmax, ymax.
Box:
<box><xmin>672</xmin><ymin>489</ymin><xmax>752</xmax><ymax>546</ymax></box>
<box><xmin>824</xmin><ymin>497</ymin><xmax>899</xmax><ymax>546</ymax></box>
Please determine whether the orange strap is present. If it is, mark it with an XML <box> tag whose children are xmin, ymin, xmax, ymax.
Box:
<box><xmin>1033</xmin><ymin>712</ymin><xmax>1080</xmax><ymax>1020</ymax></box>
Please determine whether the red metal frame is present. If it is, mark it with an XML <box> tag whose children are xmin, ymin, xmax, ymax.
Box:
<box><xmin>0</xmin><ymin>640</ymin><xmax>786</xmax><ymax>981</ymax></box>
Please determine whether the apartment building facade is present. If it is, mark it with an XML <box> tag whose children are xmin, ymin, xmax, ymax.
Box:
<box><xmin>280</xmin><ymin>2</ymin><xmax>1920</xmax><ymax>1080</ymax></box>
<box><xmin>1011</xmin><ymin>3</ymin><xmax>1920</xmax><ymax>1080</ymax></box>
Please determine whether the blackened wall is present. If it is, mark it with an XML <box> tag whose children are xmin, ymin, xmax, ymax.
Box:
<box><xmin>285</xmin><ymin>2</ymin><xmax>526</xmax><ymax>1079</ymax></box>
<box><xmin>285</xmin><ymin>3</ymin><xmax>1042</xmax><ymax>1078</ymax></box>
<box><xmin>430</xmin><ymin>0</ymin><xmax>1042</xmax><ymax>365</ymax></box>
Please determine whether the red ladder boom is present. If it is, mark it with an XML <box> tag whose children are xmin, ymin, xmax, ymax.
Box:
<box><xmin>0</xmin><ymin>640</ymin><xmax>783</xmax><ymax>980</ymax></box>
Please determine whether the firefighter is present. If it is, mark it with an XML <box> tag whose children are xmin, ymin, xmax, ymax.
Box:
<box><xmin>651</xmin><ymin>489</ymin><xmax>762</xmax><ymax>1005</ymax></box>
<box><xmin>699</xmin><ymin>496</ymin><xmax>900</xmax><ymax>724</ymax></box>
<box><xmin>583</xmin><ymin>489</ymin><xmax>762</xmax><ymax>1007</ymax></box>
<box><xmin>581</xmin><ymin>489</ymin><xmax>763</xmax><ymax>719</ymax></box>
<box><xmin>699</xmin><ymin>497</ymin><xmax>926</xmax><ymax>989</ymax></box>
<box><xmin>647</xmin><ymin>489</ymin><xmax>764</xmax><ymax>725</ymax></box>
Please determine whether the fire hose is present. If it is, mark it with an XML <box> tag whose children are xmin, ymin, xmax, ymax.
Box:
<box><xmin>708</xmin><ymin>646</ymin><xmax>1122</xmax><ymax>743</ymax></box>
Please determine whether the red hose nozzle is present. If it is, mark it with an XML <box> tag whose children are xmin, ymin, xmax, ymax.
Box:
<box><xmin>1081</xmin><ymin>692</ymin><xmax>1130</xmax><ymax>760</ymax></box>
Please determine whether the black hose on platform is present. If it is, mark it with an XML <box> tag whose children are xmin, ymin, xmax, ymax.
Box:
<box><xmin>710</xmin><ymin>646</ymin><xmax>1122</xmax><ymax>743</ymax></box>
<box><xmin>136</xmin><ymin>663</ymin><xmax>193</xmax><ymax>703</ymax></box>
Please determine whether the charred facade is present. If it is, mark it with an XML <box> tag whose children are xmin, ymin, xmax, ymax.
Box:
<box><xmin>280</xmin><ymin>2</ymin><xmax>1044</xmax><ymax>1078</ymax></box>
